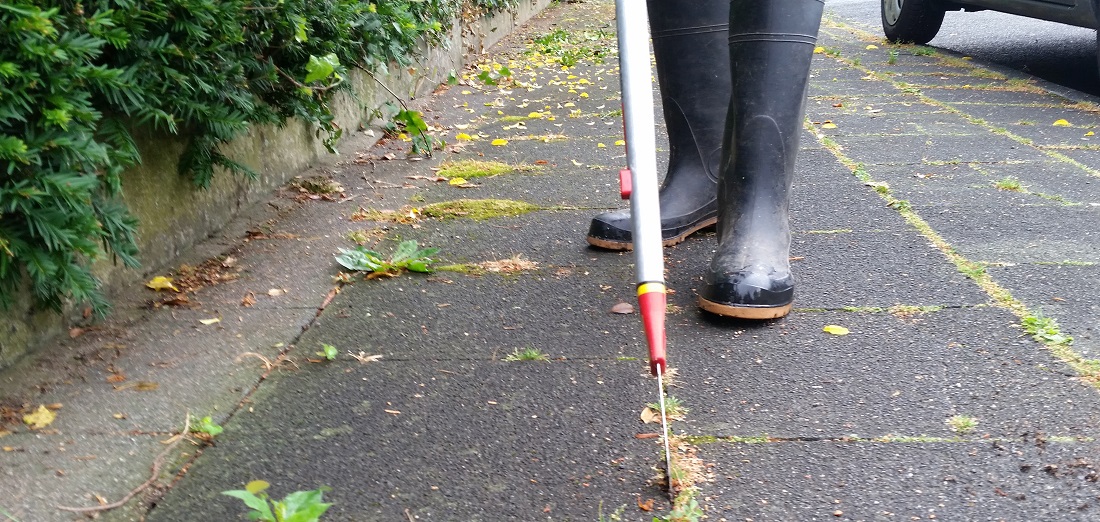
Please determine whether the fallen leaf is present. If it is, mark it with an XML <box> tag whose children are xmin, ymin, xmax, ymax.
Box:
<box><xmin>821</xmin><ymin>121</ymin><xmax>837</xmax><ymax>129</ymax></box>
<box><xmin>454</xmin><ymin>123</ymin><xmax>470</xmax><ymax>130</ymax></box>
<box><xmin>491</xmin><ymin>138</ymin><xmax>508</xmax><ymax>146</ymax></box>
<box><xmin>112</xmin><ymin>413</ymin><xmax>127</xmax><ymax>419</ymax></box>
<box><xmin>637</xmin><ymin>496</ymin><xmax>655</xmax><ymax>511</ymax></box>
<box><xmin>241</xmin><ymin>292</ymin><xmax>256</xmax><ymax>307</ymax></box>
<box><xmin>1053</xmin><ymin>119</ymin><xmax>1072</xmax><ymax>127</ymax></box>
<box><xmin>1086</xmin><ymin>131</ymin><xmax>1095</xmax><ymax>137</ymax></box>
<box><xmin>221</xmin><ymin>256</ymin><xmax>238</xmax><ymax>268</ymax></box>
<box><xmin>199</xmin><ymin>317</ymin><xmax>221</xmax><ymax>325</ymax></box>
<box><xmin>813</xmin><ymin>46</ymin><xmax>825</xmax><ymax>54</ymax></box>
<box><xmin>615</xmin><ymin>140</ymin><xmax>625</xmax><ymax>146</ymax></box>
<box><xmin>448</xmin><ymin>177</ymin><xmax>468</xmax><ymax>186</ymax></box>
<box><xmin>69</xmin><ymin>327</ymin><xmax>85</xmax><ymax>338</ymax></box>
<box><xmin>0</xmin><ymin>428</ymin><xmax>12</xmax><ymax>438</ymax></box>
<box><xmin>635</xmin><ymin>433</ymin><xmax>659</xmax><ymax>439</ymax></box>
<box><xmin>535</xmin><ymin>160</ymin><xmax>549</xmax><ymax>165</ymax></box>
<box><xmin>267</xmin><ymin>288</ymin><xmax>286</xmax><ymax>297</ymax></box>
<box><xmin>23</xmin><ymin>405</ymin><xmax>56</xmax><ymax>430</ymax></box>
<box><xmin>384</xmin><ymin>409</ymin><xmax>401</xmax><ymax>415</ymax></box>
<box><xmin>455</xmin><ymin>133</ymin><xmax>473</xmax><ymax>141</ymax></box>
<box><xmin>146</xmin><ymin>276</ymin><xmax>179</xmax><ymax>292</ymax></box>
<box><xmin>823</xmin><ymin>324</ymin><xmax>850</xmax><ymax>336</ymax></box>
<box><xmin>610</xmin><ymin>302</ymin><xmax>634</xmax><ymax>314</ymax></box>
<box><xmin>106</xmin><ymin>373</ymin><xmax>126</xmax><ymax>383</ymax></box>
<box><xmin>640</xmin><ymin>407</ymin><xmax>661</xmax><ymax>424</ymax></box>
<box><xmin>597</xmin><ymin>143</ymin><xmax>606</xmax><ymax>148</ymax></box>
<box><xmin>865</xmin><ymin>44</ymin><xmax>879</xmax><ymax>50</ymax></box>
<box><xmin>115</xmin><ymin>381</ymin><xmax>159</xmax><ymax>391</ymax></box>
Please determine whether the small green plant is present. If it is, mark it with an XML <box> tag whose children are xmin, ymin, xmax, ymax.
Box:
<box><xmin>947</xmin><ymin>414</ymin><xmax>978</xmax><ymax>434</ymax></box>
<box><xmin>648</xmin><ymin>395</ymin><xmax>688</xmax><ymax>419</ymax></box>
<box><xmin>655</xmin><ymin>488</ymin><xmax>704</xmax><ymax>522</ymax></box>
<box><xmin>912</xmin><ymin>46</ymin><xmax>936</xmax><ymax>56</ymax></box>
<box><xmin>392</xmin><ymin>108</ymin><xmax>444</xmax><ymax>156</ymax></box>
<box><xmin>334</xmin><ymin>240</ymin><xmax>439</xmax><ymax>276</ymax></box>
<box><xmin>192</xmin><ymin>416</ymin><xmax>224</xmax><ymax>437</ymax></box>
<box><xmin>993</xmin><ymin>176</ymin><xmax>1023</xmax><ymax>191</ymax></box>
<box><xmin>597</xmin><ymin>503</ymin><xmax>626</xmax><ymax>522</ymax></box>
<box><xmin>223</xmin><ymin>480</ymin><xmax>332</xmax><ymax>522</ymax></box>
<box><xmin>0</xmin><ymin>503</ymin><xmax>20</xmax><ymax>522</ymax></box>
<box><xmin>503</xmin><ymin>347</ymin><xmax>549</xmax><ymax>362</ymax></box>
<box><xmin>317</xmin><ymin>343</ymin><xmax>338</xmax><ymax>361</ymax></box>
<box><xmin>476</xmin><ymin>65</ymin><xmax>513</xmax><ymax>86</ymax></box>
<box><xmin>1021</xmin><ymin>315</ymin><xmax>1073</xmax><ymax>346</ymax></box>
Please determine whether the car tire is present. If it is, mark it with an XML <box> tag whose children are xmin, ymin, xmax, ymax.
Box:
<box><xmin>881</xmin><ymin>0</ymin><xmax>946</xmax><ymax>44</ymax></box>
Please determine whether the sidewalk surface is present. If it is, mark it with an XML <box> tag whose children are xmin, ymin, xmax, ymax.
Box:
<box><xmin>4</xmin><ymin>1</ymin><xmax>1100</xmax><ymax>520</ymax></box>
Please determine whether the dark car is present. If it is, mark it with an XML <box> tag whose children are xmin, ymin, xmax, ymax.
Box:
<box><xmin>882</xmin><ymin>0</ymin><xmax>1099</xmax><ymax>51</ymax></box>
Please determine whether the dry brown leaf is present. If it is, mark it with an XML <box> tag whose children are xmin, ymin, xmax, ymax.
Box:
<box><xmin>637</xmin><ymin>496</ymin><xmax>655</xmax><ymax>511</ymax></box>
<box><xmin>106</xmin><ymin>373</ymin><xmax>126</xmax><ymax>383</ymax></box>
<box><xmin>635</xmin><ymin>433</ymin><xmax>659</xmax><ymax>439</ymax></box>
<box><xmin>241</xmin><ymin>292</ymin><xmax>256</xmax><ymax>307</ymax></box>
<box><xmin>640</xmin><ymin>407</ymin><xmax>660</xmax><ymax>424</ymax></box>
<box><xmin>0</xmin><ymin>428</ymin><xmax>13</xmax><ymax>438</ymax></box>
<box><xmin>69</xmin><ymin>327</ymin><xmax>85</xmax><ymax>339</ymax></box>
<box><xmin>267</xmin><ymin>288</ymin><xmax>286</xmax><ymax>297</ymax></box>
<box><xmin>610</xmin><ymin>302</ymin><xmax>634</xmax><ymax>314</ymax></box>
<box><xmin>222</xmin><ymin>256</ymin><xmax>238</xmax><ymax>268</ymax></box>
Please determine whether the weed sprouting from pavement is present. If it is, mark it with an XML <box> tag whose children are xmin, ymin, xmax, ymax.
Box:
<box><xmin>1021</xmin><ymin>315</ymin><xmax>1074</xmax><ymax>346</ymax></box>
<box><xmin>947</xmin><ymin>415</ymin><xmax>979</xmax><ymax>434</ymax></box>
<box><xmin>503</xmin><ymin>347</ymin><xmax>549</xmax><ymax>362</ymax></box>
<box><xmin>993</xmin><ymin>176</ymin><xmax>1024</xmax><ymax>191</ymax></box>
<box><xmin>223</xmin><ymin>481</ymin><xmax>332</xmax><ymax>522</ymax></box>
<box><xmin>335</xmin><ymin>240</ymin><xmax>439</xmax><ymax>278</ymax></box>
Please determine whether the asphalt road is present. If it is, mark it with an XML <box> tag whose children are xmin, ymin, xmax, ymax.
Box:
<box><xmin>826</xmin><ymin>0</ymin><xmax>1100</xmax><ymax>96</ymax></box>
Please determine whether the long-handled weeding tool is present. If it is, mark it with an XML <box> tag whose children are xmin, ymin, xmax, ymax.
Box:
<box><xmin>614</xmin><ymin>0</ymin><xmax>673</xmax><ymax>484</ymax></box>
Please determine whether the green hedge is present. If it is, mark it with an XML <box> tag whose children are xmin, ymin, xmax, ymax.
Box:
<box><xmin>0</xmin><ymin>0</ymin><xmax>516</xmax><ymax>315</ymax></box>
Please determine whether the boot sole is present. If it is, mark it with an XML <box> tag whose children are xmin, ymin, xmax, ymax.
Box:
<box><xmin>586</xmin><ymin>217</ymin><xmax>718</xmax><ymax>251</ymax></box>
<box><xmin>697</xmin><ymin>297</ymin><xmax>792</xmax><ymax>320</ymax></box>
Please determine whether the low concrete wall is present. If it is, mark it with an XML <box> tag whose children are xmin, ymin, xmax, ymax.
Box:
<box><xmin>0</xmin><ymin>0</ymin><xmax>551</xmax><ymax>370</ymax></box>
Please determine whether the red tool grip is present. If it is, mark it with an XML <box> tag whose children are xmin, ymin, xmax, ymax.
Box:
<box><xmin>637</xmin><ymin>283</ymin><xmax>666</xmax><ymax>376</ymax></box>
<box><xmin>619</xmin><ymin>168</ymin><xmax>632</xmax><ymax>199</ymax></box>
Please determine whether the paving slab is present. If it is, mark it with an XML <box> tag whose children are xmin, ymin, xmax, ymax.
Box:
<box><xmin>669</xmin><ymin>307</ymin><xmax>1100</xmax><ymax>439</ymax></box>
<box><xmin>692</xmin><ymin>439</ymin><xmax>1100</xmax><ymax>521</ymax></box>
<box><xmin>146</xmin><ymin>361</ymin><xmax>668</xmax><ymax>521</ymax></box>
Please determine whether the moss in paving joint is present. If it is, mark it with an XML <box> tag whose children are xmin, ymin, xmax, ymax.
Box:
<box><xmin>422</xmin><ymin>199</ymin><xmax>541</xmax><ymax>220</ymax></box>
<box><xmin>804</xmin><ymin>228</ymin><xmax>853</xmax><ymax>234</ymax></box>
<box><xmin>436</xmin><ymin>159</ymin><xmax>540</xmax><ymax>179</ymax></box>
<box><xmin>1033</xmin><ymin>260</ymin><xmax>1096</xmax><ymax>266</ymax></box>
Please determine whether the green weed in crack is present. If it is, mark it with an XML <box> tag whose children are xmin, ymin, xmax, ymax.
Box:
<box><xmin>223</xmin><ymin>480</ymin><xmax>332</xmax><ymax>522</ymax></box>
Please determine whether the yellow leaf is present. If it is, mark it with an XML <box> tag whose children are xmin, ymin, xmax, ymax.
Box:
<box><xmin>1086</xmin><ymin>131</ymin><xmax>1095</xmax><ymax>137</ymax></box>
<box><xmin>199</xmin><ymin>317</ymin><xmax>221</xmax><ymax>325</ymax></box>
<box><xmin>813</xmin><ymin>46</ymin><xmax>825</xmax><ymax>54</ymax></box>
<box><xmin>1053</xmin><ymin>119</ymin><xmax>1071</xmax><ymax>127</ymax></box>
<box><xmin>455</xmin><ymin>133</ymin><xmax>473</xmax><ymax>141</ymax></box>
<box><xmin>146</xmin><ymin>276</ymin><xmax>179</xmax><ymax>292</ymax></box>
<box><xmin>461</xmin><ymin>90</ymin><xmax>472</xmax><ymax>95</ymax></box>
<box><xmin>821</xmin><ymin>122</ymin><xmax>837</xmax><ymax>129</ymax></box>
<box><xmin>246</xmin><ymin>480</ymin><xmax>271</xmax><ymax>494</ymax></box>
<box><xmin>615</xmin><ymin>140</ymin><xmax>625</xmax><ymax>146</ymax></box>
<box><xmin>865</xmin><ymin>44</ymin><xmax>879</xmax><ymax>50</ymax></box>
<box><xmin>528</xmin><ymin>111</ymin><xmax>543</xmax><ymax>118</ymax></box>
<box><xmin>448</xmin><ymin>177</ymin><xmax>467</xmax><ymax>186</ymax></box>
<box><xmin>571</xmin><ymin>159</ymin><xmax>584</xmax><ymax>166</ymax></box>
<box><xmin>563</xmin><ymin>102</ymin><xmax>576</xmax><ymax>107</ymax></box>
<box><xmin>23</xmin><ymin>405</ymin><xmax>56</xmax><ymax>430</ymax></box>
<box><xmin>491</xmin><ymin>139</ymin><xmax>508</xmax><ymax>146</ymax></box>
<box><xmin>597</xmin><ymin>143</ymin><xmax>606</xmax><ymax>148</ymax></box>
<box><xmin>579</xmin><ymin>92</ymin><xmax>589</xmax><ymax>98</ymax></box>
<box><xmin>398</xmin><ymin>132</ymin><xmax>410</xmax><ymax>141</ymax></box>
<box><xmin>823</xmin><ymin>325</ymin><xmax>850</xmax><ymax>336</ymax></box>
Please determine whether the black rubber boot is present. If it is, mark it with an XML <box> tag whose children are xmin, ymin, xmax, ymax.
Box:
<box><xmin>587</xmin><ymin>0</ymin><xmax>729</xmax><ymax>250</ymax></box>
<box><xmin>697</xmin><ymin>0</ymin><xmax>824</xmax><ymax>319</ymax></box>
